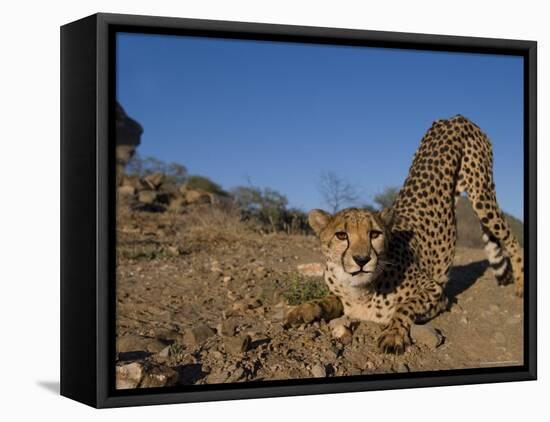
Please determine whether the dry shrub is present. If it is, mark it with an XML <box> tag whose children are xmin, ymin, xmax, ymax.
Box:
<box><xmin>181</xmin><ymin>205</ymin><xmax>260</xmax><ymax>246</ymax></box>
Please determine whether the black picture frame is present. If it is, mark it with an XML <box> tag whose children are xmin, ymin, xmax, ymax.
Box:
<box><xmin>60</xmin><ymin>12</ymin><xmax>537</xmax><ymax>408</ymax></box>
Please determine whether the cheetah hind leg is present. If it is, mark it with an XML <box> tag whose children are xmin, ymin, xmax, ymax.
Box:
<box><xmin>481</xmin><ymin>226</ymin><xmax>514</xmax><ymax>286</ymax></box>
<box><xmin>469</xmin><ymin>192</ymin><xmax>524</xmax><ymax>297</ymax></box>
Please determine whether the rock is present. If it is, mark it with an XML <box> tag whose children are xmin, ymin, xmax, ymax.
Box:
<box><xmin>397</xmin><ymin>363</ymin><xmax>410</xmax><ymax>373</ymax></box>
<box><xmin>140</xmin><ymin>364</ymin><xmax>178</xmax><ymax>388</ymax></box>
<box><xmin>165</xmin><ymin>245</ymin><xmax>180</xmax><ymax>257</ymax></box>
<box><xmin>226</xmin><ymin>367</ymin><xmax>246</xmax><ymax>383</ymax></box>
<box><xmin>116</xmin><ymin>334</ymin><xmax>167</xmax><ymax>354</ymax></box>
<box><xmin>118</xmin><ymin>185</ymin><xmax>136</xmax><ymax>196</ymax></box>
<box><xmin>120</xmin><ymin>174</ymin><xmax>141</xmax><ymax>189</ymax></box>
<box><xmin>206</xmin><ymin>371</ymin><xmax>229</xmax><ymax>384</ymax></box>
<box><xmin>143</xmin><ymin>172</ymin><xmax>165</xmax><ymax>190</ymax></box>
<box><xmin>158</xmin><ymin>346</ymin><xmax>170</xmax><ymax>358</ymax></box>
<box><xmin>297</xmin><ymin>262</ymin><xmax>324</xmax><ymax>277</ymax></box>
<box><xmin>168</xmin><ymin>197</ymin><xmax>187</xmax><ymax>212</ymax></box>
<box><xmin>183</xmin><ymin>324</ymin><xmax>216</xmax><ymax>346</ymax></box>
<box><xmin>254</xmin><ymin>266</ymin><xmax>267</xmax><ymax>277</ymax></box>
<box><xmin>223</xmin><ymin>335</ymin><xmax>251</xmax><ymax>355</ymax></box>
<box><xmin>217</xmin><ymin>319</ymin><xmax>239</xmax><ymax>336</ymax></box>
<box><xmin>310</xmin><ymin>364</ymin><xmax>326</xmax><ymax>378</ymax></box>
<box><xmin>209</xmin><ymin>350</ymin><xmax>224</xmax><ymax>360</ymax></box>
<box><xmin>331</xmin><ymin>324</ymin><xmax>353</xmax><ymax>344</ymax></box>
<box><xmin>231</xmin><ymin>301</ymin><xmax>248</xmax><ymax>313</ymax></box>
<box><xmin>328</xmin><ymin>316</ymin><xmax>352</xmax><ymax>329</ymax></box>
<box><xmin>138</xmin><ymin>190</ymin><xmax>157</xmax><ymax>204</ymax></box>
<box><xmin>328</xmin><ymin>317</ymin><xmax>353</xmax><ymax>344</ymax></box>
<box><xmin>116</xmin><ymin>362</ymin><xmax>143</xmax><ymax>389</ymax></box>
<box><xmin>222</xmin><ymin>276</ymin><xmax>232</xmax><ymax>283</ymax></box>
<box><xmin>210</xmin><ymin>263</ymin><xmax>223</xmax><ymax>273</ymax></box>
<box><xmin>180</xmin><ymin>186</ymin><xmax>212</xmax><ymax>204</ymax></box>
<box><xmin>155</xmin><ymin>329</ymin><xmax>183</xmax><ymax>343</ymax></box>
<box><xmin>410</xmin><ymin>324</ymin><xmax>443</xmax><ymax>349</ymax></box>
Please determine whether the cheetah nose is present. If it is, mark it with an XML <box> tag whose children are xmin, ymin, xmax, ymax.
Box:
<box><xmin>352</xmin><ymin>255</ymin><xmax>371</xmax><ymax>267</ymax></box>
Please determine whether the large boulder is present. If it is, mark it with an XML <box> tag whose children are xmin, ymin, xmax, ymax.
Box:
<box><xmin>115</xmin><ymin>362</ymin><xmax>178</xmax><ymax>389</ymax></box>
<box><xmin>115</xmin><ymin>103</ymin><xmax>143</xmax><ymax>183</ymax></box>
<box><xmin>179</xmin><ymin>185</ymin><xmax>213</xmax><ymax>205</ymax></box>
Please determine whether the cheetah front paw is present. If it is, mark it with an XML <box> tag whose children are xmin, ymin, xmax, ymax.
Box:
<box><xmin>284</xmin><ymin>302</ymin><xmax>323</xmax><ymax>326</ymax></box>
<box><xmin>377</xmin><ymin>325</ymin><xmax>411</xmax><ymax>354</ymax></box>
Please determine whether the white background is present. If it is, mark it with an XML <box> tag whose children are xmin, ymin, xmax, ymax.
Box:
<box><xmin>1</xmin><ymin>0</ymin><xmax>547</xmax><ymax>420</ymax></box>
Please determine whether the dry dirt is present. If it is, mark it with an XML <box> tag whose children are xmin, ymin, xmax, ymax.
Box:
<box><xmin>115</xmin><ymin>204</ymin><xmax>523</xmax><ymax>387</ymax></box>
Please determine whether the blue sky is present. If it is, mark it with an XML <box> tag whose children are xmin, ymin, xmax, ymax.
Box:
<box><xmin>116</xmin><ymin>33</ymin><xmax>524</xmax><ymax>219</ymax></box>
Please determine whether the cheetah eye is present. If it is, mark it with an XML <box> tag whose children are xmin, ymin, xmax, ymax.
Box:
<box><xmin>370</xmin><ymin>231</ymin><xmax>382</xmax><ymax>239</ymax></box>
<box><xmin>335</xmin><ymin>232</ymin><xmax>348</xmax><ymax>240</ymax></box>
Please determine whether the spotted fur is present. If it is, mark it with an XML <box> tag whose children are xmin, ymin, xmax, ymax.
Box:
<box><xmin>286</xmin><ymin>115</ymin><xmax>524</xmax><ymax>354</ymax></box>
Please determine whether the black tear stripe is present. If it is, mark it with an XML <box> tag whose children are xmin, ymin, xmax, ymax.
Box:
<box><xmin>340</xmin><ymin>237</ymin><xmax>350</xmax><ymax>271</ymax></box>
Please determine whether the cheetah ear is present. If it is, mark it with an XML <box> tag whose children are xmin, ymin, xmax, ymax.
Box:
<box><xmin>378</xmin><ymin>208</ymin><xmax>395</xmax><ymax>229</ymax></box>
<box><xmin>308</xmin><ymin>209</ymin><xmax>332</xmax><ymax>235</ymax></box>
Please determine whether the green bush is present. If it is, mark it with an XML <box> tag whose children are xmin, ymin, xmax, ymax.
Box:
<box><xmin>283</xmin><ymin>276</ymin><xmax>329</xmax><ymax>305</ymax></box>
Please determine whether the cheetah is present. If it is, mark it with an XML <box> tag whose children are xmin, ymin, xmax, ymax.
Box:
<box><xmin>286</xmin><ymin>115</ymin><xmax>524</xmax><ymax>354</ymax></box>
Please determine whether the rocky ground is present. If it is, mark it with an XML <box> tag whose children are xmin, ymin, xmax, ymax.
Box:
<box><xmin>115</xmin><ymin>201</ymin><xmax>524</xmax><ymax>389</ymax></box>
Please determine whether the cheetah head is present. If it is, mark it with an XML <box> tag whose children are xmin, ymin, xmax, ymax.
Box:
<box><xmin>309</xmin><ymin>207</ymin><xmax>394</xmax><ymax>288</ymax></box>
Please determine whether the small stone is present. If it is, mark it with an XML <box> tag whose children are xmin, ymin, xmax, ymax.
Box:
<box><xmin>118</xmin><ymin>185</ymin><xmax>136</xmax><ymax>196</ymax></box>
<box><xmin>158</xmin><ymin>346</ymin><xmax>170</xmax><ymax>358</ymax></box>
<box><xmin>397</xmin><ymin>363</ymin><xmax>409</xmax><ymax>373</ymax></box>
<box><xmin>183</xmin><ymin>324</ymin><xmax>216</xmax><ymax>346</ymax></box>
<box><xmin>232</xmin><ymin>301</ymin><xmax>248</xmax><ymax>313</ymax></box>
<box><xmin>226</xmin><ymin>367</ymin><xmax>245</xmax><ymax>382</ymax></box>
<box><xmin>328</xmin><ymin>317</ymin><xmax>353</xmax><ymax>344</ymax></box>
<box><xmin>116</xmin><ymin>362</ymin><xmax>143</xmax><ymax>389</ymax></box>
<box><xmin>138</xmin><ymin>190</ymin><xmax>157</xmax><ymax>204</ymax></box>
<box><xmin>206</xmin><ymin>371</ymin><xmax>229</xmax><ymax>384</ymax></box>
<box><xmin>222</xmin><ymin>276</ymin><xmax>232</xmax><ymax>283</ymax></box>
<box><xmin>165</xmin><ymin>246</ymin><xmax>180</xmax><ymax>257</ymax></box>
<box><xmin>143</xmin><ymin>172</ymin><xmax>165</xmax><ymax>190</ymax></box>
<box><xmin>223</xmin><ymin>335</ymin><xmax>251</xmax><ymax>355</ymax></box>
<box><xmin>331</xmin><ymin>324</ymin><xmax>353</xmax><ymax>345</ymax></box>
<box><xmin>217</xmin><ymin>319</ymin><xmax>239</xmax><ymax>336</ymax></box>
<box><xmin>410</xmin><ymin>324</ymin><xmax>443</xmax><ymax>349</ymax></box>
<box><xmin>310</xmin><ymin>364</ymin><xmax>326</xmax><ymax>378</ymax></box>
<box><xmin>254</xmin><ymin>266</ymin><xmax>266</xmax><ymax>275</ymax></box>
<box><xmin>296</xmin><ymin>262</ymin><xmax>324</xmax><ymax>277</ymax></box>
<box><xmin>209</xmin><ymin>350</ymin><xmax>224</xmax><ymax>360</ymax></box>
